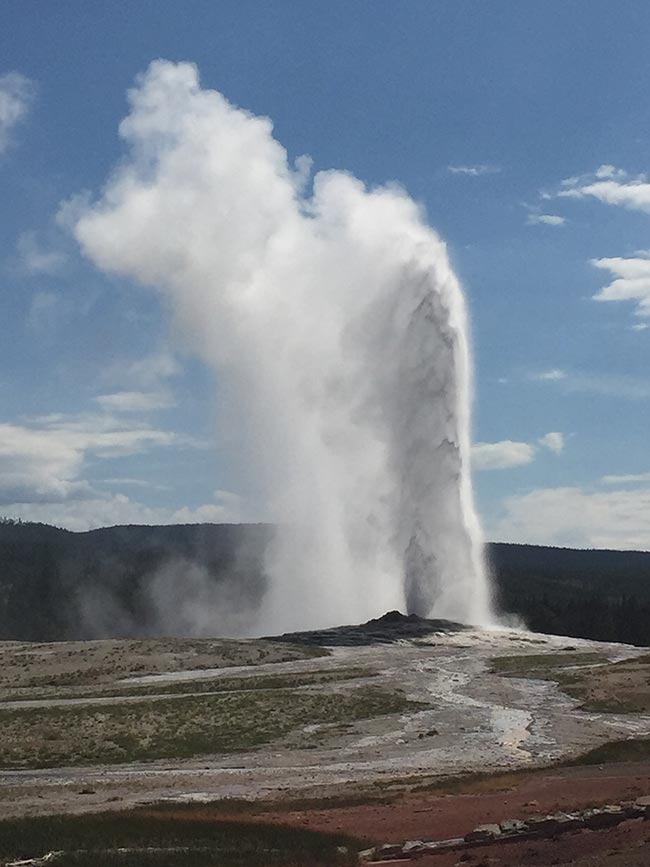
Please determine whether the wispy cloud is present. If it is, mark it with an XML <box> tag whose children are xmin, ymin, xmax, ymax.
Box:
<box><xmin>532</xmin><ymin>367</ymin><xmax>650</xmax><ymax>399</ymax></box>
<box><xmin>27</xmin><ymin>290</ymin><xmax>59</xmax><ymax>332</ymax></box>
<box><xmin>98</xmin><ymin>477</ymin><xmax>170</xmax><ymax>491</ymax></box>
<box><xmin>15</xmin><ymin>231</ymin><xmax>67</xmax><ymax>274</ymax></box>
<box><xmin>543</xmin><ymin>167</ymin><xmax>650</xmax><ymax>323</ymax></box>
<box><xmin>556</xmin><ymin>165</ymin><xmax>650</xmax><ymax>214</ymax></box>
<box><xmin>526</xmin><ymin>213</ymin><xmax>566</xmax><ymax>227</ymax></box>
<box><xmin>601</xmin><ymin>472</ymin><xmax>650</xmax><ymax>486</ymax></box>
<box><xmin>0</xmin><ymin>71</ymin><xmax>35</xmax><ymax>155</ymax></box>
<box><xmin>105</xmin><ymin>350</ymin><xmax>180</xmax><ymax>391</ymax></box>
<box><xmin>538</xmin><ymin>431</ymin><xmax>564</xmax><ymax>454</ymax></box>
<box><xmin>94</xmin><ymin>391</ymin><xmax>175</xmax><ymax>413</ymax></box>
<box><xmin>591</xmin><ymin>256</ymin><xmax>650</xmax><ymax>320</ymax></box>
<box><xmin>447</xmin><ymin>164</ymin><xmax>500</xmax><ymax>177</ymax></box>
<box><xmin>531</xmin><ymin>368</ymin><xmax>567</xmax><ymax>381</ymax></box>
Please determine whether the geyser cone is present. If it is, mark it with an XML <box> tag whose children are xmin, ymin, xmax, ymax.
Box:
<box><xmin>72</xmin><ymin>60</ymin><xmax>493</xmax><ymax>634</ymax></box>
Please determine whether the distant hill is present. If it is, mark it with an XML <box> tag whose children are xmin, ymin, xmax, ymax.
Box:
<box><xmin>489</xmin><ymin>542</ymin><xmax>650</xmax><ymax>646</ymax></box>
<box><xmin>1</xmin><ymin>519</ymin><xmax>649</xmax><ymax>645</ymax></box>
<box><xmin>0</xmin><ymin>520</ymin><xmax>270</xmax><ymax>641</ymax></box>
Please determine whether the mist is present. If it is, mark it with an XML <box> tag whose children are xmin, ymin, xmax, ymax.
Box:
<box><xmin>71</xmin><ymin>60</ymin><xmax>493</xmax><ymax>634</ymax></box>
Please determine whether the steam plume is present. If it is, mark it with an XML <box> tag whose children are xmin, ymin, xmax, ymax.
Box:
<box><xmin>72</xmin><ymin>60</ymin><xmax>493</xmax><ymax>633</ymax></box>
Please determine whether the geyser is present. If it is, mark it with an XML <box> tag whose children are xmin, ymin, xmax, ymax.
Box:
<box><xmin>72</xmin><ymin>60</ymin><xmax>493</xmax><ymax>633</ymax></box>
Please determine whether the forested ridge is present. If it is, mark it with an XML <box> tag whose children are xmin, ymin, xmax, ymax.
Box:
<box><xmin>1</xmin><ymin>518</ymin><xmax>649</xmax><ymax>645</ymax></box>
<box><xmin>489</xmin><ymin>543</ymin><xmax>650</xmax><ymax>646</ymax></box>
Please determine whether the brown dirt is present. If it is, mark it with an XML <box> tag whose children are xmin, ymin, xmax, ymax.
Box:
<box><xmin>176</xmin><ymin>761</ymin><xmax>650</xmax><ymax>866</ymax></box>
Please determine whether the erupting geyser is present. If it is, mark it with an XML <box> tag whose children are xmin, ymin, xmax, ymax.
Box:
<box><xmin>73</xmin><ymin>60</ymin><xmax>493</xmax><ymax>633</ymax></box>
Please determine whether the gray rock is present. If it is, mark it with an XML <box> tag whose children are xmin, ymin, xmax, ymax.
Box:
<box><xmin>583</xmin><ymin>806</ymin><xmax>624</xmax><ymax>830</ymax></box>
<box><xmin>525</xmin><ymin>814</ymin><xmax>561</xmax><ymax>834</ymax></box>
<box><xmin>499</xmin><ymin>818</ymin><xmax>527</xmax><ymax>834</ymax></box>
<box><xmin>465</xmin><ymin>823</ymin><xmax>502</xmax><ymax>843</ymax></box>
<box><xmin>620</xmin><ymin>800</ymin><xmax>644</xmax><ymax>819</ymax></box>
<box><xmin>554</xmin><ymin>812</ymin><xmax>584</xmax><ymax>831</ymax></box>
<box><xmin>374</xmin><ymin>843</ymin><xmax>405</xmax><ymax>859</ymax></box>
<box><xmin>402</xmin><ymin>840</ymin><xmax>426</xmax><ymax>854</ymax></box>
<box><xmin>635</xmin><ymin>795</ymin><xmax>650</xmax><ymax>817</ymax></box>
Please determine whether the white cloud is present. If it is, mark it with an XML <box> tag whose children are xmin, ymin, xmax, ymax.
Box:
<box><xmin>526</xmin><ymin>214</ymin><xmax>566</xmax><ymax>226</ymax></box>
<box><xmin>591</xmin><ymin>256</ymin><xmax>650</xmax><ymax>319</ymax></box>
<box><xmin>557</xmin><ymin>165</ymin><xmax>650</xmax><ymax>214</ymax></box>
<box><xmin>448</xmin><ymin>164</ymin><xmax>500</xmax><ymax>176</ymax></box>
<box><xmin>548</xmin><ymin>167</ymin><xmax>650</xmax><ymax>324</ymax></box>
<box><xmin>172</xmin><ymin>490</ymin><xmax>244</xmax><ymax>525</ymax></box>
<box><xmin>472</xmin><ymin>440</ymin><xmax>536</xmax><ymax>470</ymax></box>
<box><xmin>95</xmin><ymin>390</ymin><xmax>175</xmax><ymax>413</ymax></box>
<box><xmin>532</xmin><ymin>368</ymin><xmax>567</xmax><ymax>381</ymax></box>
<box><xmin>492</xmin><ymin>485</ymin><xmax>650</xmax><ymax>551</ymax></box>
<box><xmin>0</xmin><ymin>71</ymin><xmax>35</xmax><ymax>155</ymax></box>
<box><xmin>596</xmin><ymin>164</ymin><xmax>624</xmax><ymax>179</ymax></box>
<box><xmin>473</xmin><ymin>430</ymin><xmax>565</xmax><ymax>470</ymax></box>
<box><xmin>632</xmin><ymin>323</ymin><xmax>649</xmax><ymax>331</ymax></box>
<box><xmin>0</xmin><ymin>412</ymin><xmax>183</xmax><ymax>506</ymax></box>
<box><xmin>538</xmin><ymin>431</ymin><xmax>564</xmax><ymax>454</ymax></box>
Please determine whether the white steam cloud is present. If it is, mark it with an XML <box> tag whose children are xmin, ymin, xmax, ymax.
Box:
<box><xmin>70</xmin><ymin>60</ymin><xmax>492</xmax><ymax>633</ymax></box>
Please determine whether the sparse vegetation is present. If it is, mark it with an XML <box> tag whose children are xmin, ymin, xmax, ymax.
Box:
<box><xmin>566</xmin><ymin>737</ymin><xmax>650</xmax><ymax>767</ymax></box>
<box><xmin>490</xmin><ymin>651</ymin><xmax>607</xmax><ymax>676</ymax></box>
<box><xmin>0</xmin><ymin>686</ymin><xmax>427</xmax><ymax>769</ymax></box>
<box><xmin>490</xmin><ymin>651</ymin><xmax>650</xmax><ymax>714</ymax></box>
<box><xmin>0</xmin><ymin>809</ymin><xmax>361</xmax><ymax>866</ymax></box>
<box><xmin>0</xmin><ymin>636</ymin><xmax>330</xmax><ymax>700</ymax></box>
<box><xmin>1</xmin><ymin>666</ymin><xmax>372</xmax><ymax>703</ymax></box>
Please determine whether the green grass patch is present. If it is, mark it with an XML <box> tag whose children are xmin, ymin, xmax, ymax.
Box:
<box><xmin>0</xmin><ymin>686</ymin><xmax>426</xmax><ymax>769</ymax></box>
<box><xmin>490</xmin><ymin>651</ymin><xmax>606</xmax><ymax>676</ymax></box>
<box><xmin>0</xmin><ymin>810</ymin><xmax>360</xmax><ymax>866</ymax></box>
<box><xmin>566</xmin><ymin>737</ymin><xmax>650</xmax><ymax>767</ymax></box>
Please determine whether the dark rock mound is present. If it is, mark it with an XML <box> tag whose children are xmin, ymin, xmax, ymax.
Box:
<box><xmin>266</xmin><ymin>610</ymin><xmax>469</xmax><ymax>647</ymax></box>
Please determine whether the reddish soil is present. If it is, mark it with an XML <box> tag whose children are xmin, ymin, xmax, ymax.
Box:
<box><xmin>192</xmin><ymin>761</ymin><xmax>650</xmax><ymax>865</ymax></box>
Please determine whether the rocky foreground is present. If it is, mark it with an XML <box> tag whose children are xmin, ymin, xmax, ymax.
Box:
<box><xmin>359</xmin><ymin>794</ymin><xmax>650</xmax><ymax>861</ymax></box>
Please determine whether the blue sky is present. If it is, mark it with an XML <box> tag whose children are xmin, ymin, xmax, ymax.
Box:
<box><xmin>1</xmin><ymin>1</ymin><xmax>650</xmax><ymax>548</ymax></box>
